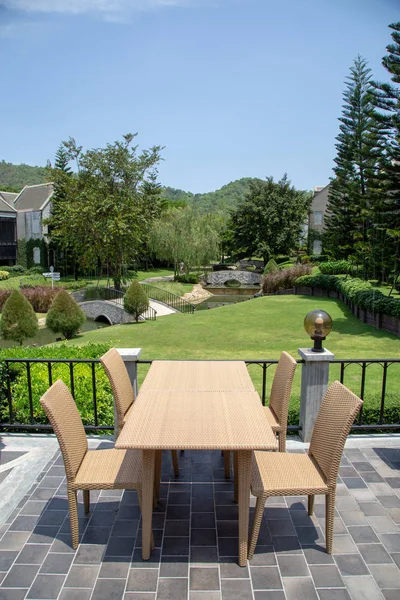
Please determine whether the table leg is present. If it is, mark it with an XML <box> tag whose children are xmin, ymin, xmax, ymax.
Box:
<box><xmin>237</xmin><ymin>450</ymin><xmax>252</xmax><ymax>567</ymax></box>
<box><xmin>141</xmin><ymin>449</ymin><xmax>155</xmax><ymax>560</ymax></box>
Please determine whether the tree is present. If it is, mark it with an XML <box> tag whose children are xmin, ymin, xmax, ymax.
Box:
<box><xmin>124</xmin><ymin>280</ymin><xmax>149</xmax><ymax>322</ymax></box>
<box><xmin>46</xmin><ymin>134</ymin><xmax>163</xmax><ymax>288</ymax></box>
<box><xmin>149</xmin><ymin>205</ymin><xmax>222</xmax><ymax>275</ymax></box>
<box><xmin>225</xmin><ymin>175</ymin><xmax>310</xmax><ymax>266</ymax></box>
<box><xmin>0</xmin><ymin>290</ymin><xmax>38</xmax><ymax>345</ymax></box>
<box><xmin>371</xmin><ymin>22</ymin><xmax>400</xmax><ymax>284</ymax></box>
<box><xmin>46</xmin><ymin>290</ymin><xmax>85</xmax><ymax>339</ymax></box>
<box><xmin>324</xmin><ymin>56</ymin><xmax>383</xmax><ymax>272</ymax></box>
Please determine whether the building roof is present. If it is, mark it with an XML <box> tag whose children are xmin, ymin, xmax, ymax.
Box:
<box><xmin>0</xmin><ymin>195</ymin><xmax>17</xmax><ymax>213</ymax></box>
<box><xmin>13</xmin><ymin>183</ymin><xmax>54</xmax><ymax>211</ymax></box>
<box><xmin>0</xmin><ymin>191</ymin><xmax>18</xmax><ymax>205</ymax></box>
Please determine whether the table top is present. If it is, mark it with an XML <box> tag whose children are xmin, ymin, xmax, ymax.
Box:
<box><xmin>115</xmin><ymin>389</ymin><xmax>277</xmax><ymax>451</ymax></box>
<box><xmin>139</xmin><ymin>360</ymin><xmax>256</xmax><ymax>393</ymax></box>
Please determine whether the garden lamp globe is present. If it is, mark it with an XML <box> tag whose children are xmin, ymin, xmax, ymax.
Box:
<box><xmin>304</xmin><ymin>310</ymin><xmax>332</xmax><ymax>353</ymax></box>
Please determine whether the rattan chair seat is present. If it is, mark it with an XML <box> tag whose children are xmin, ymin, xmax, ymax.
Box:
<box><xmin>264</xmin><ymin>406</ymin><xmax>280</xmax><ymax>432</ymax></box>
<box><xmin>252</xmin><ymin>451</ymin><xmax>328</xmax><ymax>496</ymax></box>
<box><xmin>72</xmin><ymin>449</ymin><xmax>142</xmax><ymax>490</ymax></box>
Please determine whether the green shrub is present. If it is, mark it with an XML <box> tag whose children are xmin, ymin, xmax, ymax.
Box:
<box><xmin>301</xmin><ymin>255</ymin><xmax>310</xmax><ymax>263</ymax></box>
<box><xmin>309</xmin><ymin>254</ymin><xmax>330</xmax><ymax>264</ymax></box>
<box><xmin>275</xmin><ymin>255</ymin><xmax>290</xmax><ymax>265</ymax></box>
<box><xmin>174</xmin><ymin>273</ymin><xmax>199</xmax><ymax>284</ymax></box>
<box><xmin>1</xmin><ymin>264</ymin><xmax>26</xmax><ymax>276</ymax></box>
<box><xmin>28</xmin><ymin>266</ymin><xmax>45</xmax><ymax>275</ymax></box>
<box><xmin>0</xmin><ymin>271</ymin><xmax>9</xmax><ymax>280</ymax></box>
<box><xmin>0</xmin><ymin>290</ymin><xmax>38</xmax><ymax>345</ymax></box>
<box><xmin>124</xmin><ymin>280</ymin><xmax>149</xmax><ymax>322</ymax></box>
<box><xmin>46</xmin><ymin>290</ymin><xmax>85</xmax><ymax>339</ymax></box>
<box><xmin>263</xmin><ymin>259</ymin><xmax>279</xmax><ymax>275</ymax></box>
<box><xmin>319</xmin><ymin>260</ymin><xmax>351</xmax><ymax>275</ymax></box>
<box><xmin>0</xmin><ymin>343</ymin><xmax>114</xmax><ymax>426</ymax></box>
<box><xmin>19</xmin><ymin>275</ymin><xmax>47</xmax><ymax>288</ymax></box>
<box><xmin>262</xmin><ymin>264</ymin><xmax>312</xmax><ymax>294</ymax></box>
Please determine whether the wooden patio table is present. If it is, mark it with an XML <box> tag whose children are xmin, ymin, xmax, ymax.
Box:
<box><xmin>139</xmin><ymin>360</ymin><xmax>256</xmax><ymax>392</ymax></box>
<box><xmin>115</xmin><ymin>361</ymin><xmax>277</xmax><ymax>566</ymax></box>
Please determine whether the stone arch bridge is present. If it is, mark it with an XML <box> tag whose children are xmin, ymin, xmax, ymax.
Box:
<box><xmin>79</xmin><ymin>299</ymin><xmax>175</xmax><ymax>325</ymax></box>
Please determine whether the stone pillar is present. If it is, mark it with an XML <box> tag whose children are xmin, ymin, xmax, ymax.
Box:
<box><xmin>116</xmin><ymin>348</ymin><xmax>142</xmax><ymax>397</ymax></box>
<box><xmin>298</xmin><ymin>347</ymin><xmax>335</xmax><ymax>443</ymax></box>
<box><xmin>114</xmin><ymin>348</ymin><xmax>142</xmax><ymax>439</ymax></box>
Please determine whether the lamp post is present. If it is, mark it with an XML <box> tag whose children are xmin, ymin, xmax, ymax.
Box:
<box><xmin>298</xmin><ymin>309</ymin><xmax>334</xmax><ymax>442</ymax></box>
<box><xmin>303</xmin><ymin>309</ymin><xmax>333</xmax><ymax>352</ymax></box>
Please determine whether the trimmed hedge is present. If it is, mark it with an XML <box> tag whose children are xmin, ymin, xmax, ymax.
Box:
<box><xmin>175</xmin><ymin>274</ymin><xmax>199</xmax><ymax>284</ymax></box>
<box><xmin>309</xmin><ymin>254</ymin><xmax>330</xmax><ymax>264</ymax></box>
<box><xmin>295</xmin><ymin>274</ymin><xmax>400</xmax><ymax>317</ymax></box>
<box><xmin>0</xmin><ymin>343</ymin><xmax>114</xmax><ymax>427</ymax></box>
<box><xmin>319</xmin><ymin>260</ymin><xmax>351</xmax><ymax>275</ymax></box>
<box><xmin>0</xmin><ymin>271</ymin><xmax>9</xmax><ymax>280</ymax></box>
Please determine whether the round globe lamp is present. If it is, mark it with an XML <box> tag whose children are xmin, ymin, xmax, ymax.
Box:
<box><xmin>304</xmin><ymin>310</ymin><xmax>333</xmax><ymax>353</ymax></box>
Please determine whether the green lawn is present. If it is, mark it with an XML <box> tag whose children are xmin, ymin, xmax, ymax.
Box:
<box><xmin>56</xmin><ymin>294</ymin><xmax>400</xmax><ymax>424</ymax></box>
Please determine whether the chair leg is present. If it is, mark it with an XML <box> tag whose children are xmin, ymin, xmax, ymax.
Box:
<box><xmin>325</xmin><ymin>492</ymin><xmax>335</xmax><ymax>554</ymax></box>
<box><xmin>278</xmin><ymin>431</ymin><xmax>286</xmax><ymax>453</ymax></box>
<box><xmin>308</xmin><ymin>495</ymin><xmax>315</xmax><ymax>516</ymax></box>
<box><xmin>224</xmin><ymin>451</ymin><xmax>231</xmax><ymax>479</ymax></box>
<box><xmin>248</xmin><ymin>494</ymin><xmax>267</xmax><ymax>560</ymax></box>
<box><xmin>171</xmin><ymin>450</ymin><xmax>179</xmax><ymax>477</ymax></box>
<box><xmin>67</xmin><ymin>487</ymin><xmax>79</xmax><ymax>549</ymax></box>
<box><xmin>233</xmin><ymin>451</ymin><xmax>238</xmax><ymax>503</ymax></box>
<box><xmin>83</xmin><ymin>489</ymin><xmax>90</xmax><ymax>514</ymax></box>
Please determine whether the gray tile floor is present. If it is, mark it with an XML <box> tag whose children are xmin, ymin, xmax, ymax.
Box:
<box><xmin>0</xmin><ymin>442</ymin><xmax>400</xmax><ymax>600</ymax></box>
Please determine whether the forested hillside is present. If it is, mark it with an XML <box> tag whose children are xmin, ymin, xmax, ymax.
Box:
<box><xmin>1</xmin><ymin>160</ymin><xmax>257</xmax><ymax>212</ymax></box>
<box><xmin>161</xmin><ymin>177</ymin><xmax>258</xmax><ymax>213</ymax></box>
<box><xmin>0</xmin><ymin>161</ymin><xmax>48</xmax><ymax>190</ymax></box>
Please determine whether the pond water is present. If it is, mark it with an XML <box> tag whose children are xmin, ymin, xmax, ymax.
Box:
<box><xmin>0</xmin><ymin>318</ymin><xmax>110</xmax><ymax>348</ymax></box>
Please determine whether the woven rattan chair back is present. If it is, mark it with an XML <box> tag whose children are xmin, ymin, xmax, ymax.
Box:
<box><xmin>100</xmin><ymin>348</ymin><xmax>134</xmax><ymax>430</ymax></box>
<box><xmin>269</xmin><ymin>351</ymin><xmax>297</xmax><ymax>425</ymax></box>
<box><xmin>40</xmin><ymin>379</ymin><xmax>88</xmax><ymax>482</ymax></box>
<box><xmin>309</xmin><ymin>380</ymin><xmax>363</xmax><ymax>486</ymax></box>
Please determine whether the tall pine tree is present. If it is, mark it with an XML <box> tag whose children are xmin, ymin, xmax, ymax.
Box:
<box><xmin>325</xmin><ymin>56</ymin><xmax>382</xmax><ymax>274</ymax></box>
<box><xmin>371</xmin><ymin>22</ymin><xmax>400</xmax><ymax>285</ymax></box>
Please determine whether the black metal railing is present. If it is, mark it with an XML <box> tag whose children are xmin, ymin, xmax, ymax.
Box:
<box><xmin>140</xmin><ymin>283</ymin><xmax>195</xmax><ymax>314</ymax></box>
<box><xmin>331</xmin><ymin>359</ymin><xmax>400</xmax><ymax>431</ymax></box>
<box><xmin>1</xmin><ymin>357</ymin><xmax>399</xmax><ymax>433</ymax></box>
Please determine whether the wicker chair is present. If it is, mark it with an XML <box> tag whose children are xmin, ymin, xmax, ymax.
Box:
<box><xmin>40</xmin><ymin>380</ymin><xmax>144</xmax><ymax>550</ymax></box>
<box><xmin>224</xmin><ymin>351</ymin><xmax>297</xmax><ymax>478</ymax></box>
<box><xmin>248</xmin><ymin>380</ymin><xmax>363</xmax><ymax>558</ymax></box>
<box><xmin>100</xmin><ymin>348</ymin><xmax>179</xmax><ymax>479</ymax></box>
<box><xmin>264</xmin><ymin>350</ymin><xmax>297</xmax><ymax>452</ymax></box>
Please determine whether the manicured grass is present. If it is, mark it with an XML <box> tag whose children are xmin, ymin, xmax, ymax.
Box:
<box><xmin>145</xmin><ymin>280</ymin><xmax>193</xmax><ymax>296</ymax></box>
<box><xmin>59</xmin><ymin>294</ymin><xmax>400</xmax><ymax>424</ymax></box>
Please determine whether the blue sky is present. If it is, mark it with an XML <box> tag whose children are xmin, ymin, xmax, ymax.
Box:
<box><xmin>0</xmin><ymin>0</ymin><xmax>398</xmax><ymax>193</ymax></box>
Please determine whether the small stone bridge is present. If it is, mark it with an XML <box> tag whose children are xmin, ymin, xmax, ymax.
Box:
<box><xmin>79</xmin><ymin>300</ymin><xmax>139</xmax><ymax>325</ymax></box>
<box><xmin>79</xmin><ymin>299</ymin><xmax>175</xmax><ymax>325</ymax></box>
<box><xmin>205</xmin><ymin>270</ymin><xmax>262</xmax><ymax>286</ymax></box>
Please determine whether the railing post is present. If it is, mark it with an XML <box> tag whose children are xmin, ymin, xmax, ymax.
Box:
<box><xmin>298</xmin><ymin>347</ymin><xmax>335</xmax><ymax>442</ymax></box>
<box><xmin>116</xmin><ymin>348</ymin><xmax>142</xmax><ymax>397</ymax></box>
<box><xmin>115</xmin><ymin>348</ymin><xmax>142</xmax><ymax>438</ymax></box>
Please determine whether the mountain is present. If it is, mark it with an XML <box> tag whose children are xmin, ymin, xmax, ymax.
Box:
<box><xmin>0</xmin><ymin>161</ymin><xmax>48</xmax><ymax>191</ymax></box>
<box><xmin>1</xmin><ymin>160</ymin><xmax>256</xmax><ymax>212</ymax></box>
<box><xmin>162</xmin><ymin>177</ymin><xmax>258</xmax><ymax>213</ymax></box>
